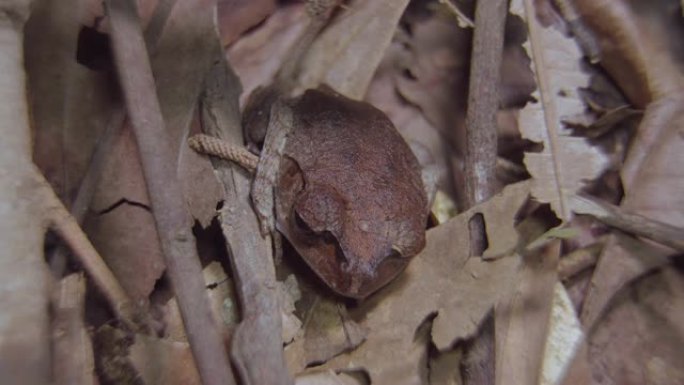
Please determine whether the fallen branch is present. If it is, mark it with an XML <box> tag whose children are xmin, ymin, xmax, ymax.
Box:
<box><xmin>570</xmin><ymin>195</ymin><xmax>684</xmax><ymax>252</ymax></box>
<box><xmin>41</xmin><ymin>170</ymin><xmax>139</xmax><ymax>330</ymax></box>
<box><xmin>104</xmin><ymin>1</ymin><xmax>234</xmax><ymax>384</ymax></box>
<box><xmin>200</xmin><ymin>52</ymin><xmax>293</xmax><ymax>385</ymax></box>
<box><xmin>461</xmin><ymin>0</ymin><xmax>508</xmax><ymax>384</ymax></box>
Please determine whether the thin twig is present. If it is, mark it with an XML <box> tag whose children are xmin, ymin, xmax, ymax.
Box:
<box><xmin>570</xmin><ymin>195</ymin><xmax>684</xmax><ymax>252</ymax></box>
<box><xmin>40</xmin><ymin>170</ymin><xmax>138</xmax><ymax>330</ymax></box>
<box><xmin>438</xmin><ymin>0</ymin><xmax>475</xmax><ymax>28</ymax></box>
<box><xmin>104</xmin><ymin>1</ymin><xmax>234</xmax><ymax>384</ymax></box>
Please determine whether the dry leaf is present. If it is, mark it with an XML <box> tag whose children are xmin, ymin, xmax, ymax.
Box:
<box><xmin>217</xmin><ymin>0</ymin><xmax>278</xmax><ymax>46</ymax></box>
<box><xmin>429</xmin><ymin>348</ymin><xmax>463</xmax><ymax>385</ymax></box>
<box><xmin>312</xmin><ymin>181</ymin><xmax>530</xmax><ymax>384</ymax></box>
<box><xmin>26</xmin><ymin>0</ymin><xmax>117</xmax><ymax>202</ymax></box>
<box><xmin>150</xmin><ymin>0</ymin><xmax>223</xmax><ymax>227</ymax></box>
<box><xmin>295</xmin><ymin>0</ymin><xmax>411</xmax><ymax>99</ymax></box>
<box><xmin>565</xmin><ymin>1</ymin><xmax>684</xmax><ymax>333</ymax></box>
<box><xmin>285</xmin><ymin>297</ymin><xmax>366</xmax><ymax>374</ymax></box>
<box><xmin>85</xmin><ymin>127</ymin><xmax>165</xmax><ymax>302</ymax></box>
<box><xmin>495</xmin><ymin>240</ymin><xmax>560</xmax><ymax>385</ymax></box>
<box><xmin>572</xmin><ymin>0</ymin><xmax>684</xmax><ymax>108</ymax></box>
<box><xmin>585</xmin><ymin>267</ymin><xmax>684</xmax><ymax>384</ymax></box>
<box><xmin>228</xmin><ymin>4</ymin><xmax>309</xmax><ymax>106</ymax></box>
<box><xmin>129</xmin><ymin>334</ymin><xmax>201</xmax><ymax>385</ymax></box>
<box><xmin>511</xmin><ymin>0</ymin><xmax>608</xmax><ymax>221</ymax></box>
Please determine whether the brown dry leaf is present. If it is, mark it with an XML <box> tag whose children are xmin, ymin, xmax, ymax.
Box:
<box><xmin>396</xmin><ymin>8</ymin><xmax>535</xmax><ymax>145</ymax></box>
<box><xmin>85</xmin><ymin>126</ymin><xmax>164</xmax><ymax>302</ymax></box>
<box><xmin>285</xmin><ymin>298</ymin><xmax>367</xmax><ymax>374</ymax></box>
<box><xmin>217</xmin><ymin>0</ymin><xmax>278</xmax><ymax>46</ymax></box>
<box><xmin>308</xmin><ymin>181</ymin><xmax>531</xmax><ymax>384</ymax></box>
<box><xmin>511</xmin><ymin>0</ymin><xmax>608</xmax><ymax>221</ymax></box>
<box><xmin>228</xmin><ymin>4</ymin><xmax>309</xmax><ymax>106</ymax></box>
<box><xmin>577</xmin><ymin>103</ymin><xmax>684</xmax><ymax>329</ymax></box>
<box><xmin>586</xmin><ymin>267</ymin><xmax>684</xmax><ymax>384</ymax></box>
<box><xmin>365</xmin><ymin>40</ymin><xmax>454</xmax><ymax>197</ymax></box>
<box><xmin>564</xmin><ymin>0</ymin><xmax>684</xmax><ymax>332</ymax></box>
<box><xmin>26</xmin><ymin>0</ymin><xmax>118</xmax><ymax>202</ymax></box>
<box><xmin>571</xmin><ymin>0</ymin><xmax>684</xmax><ymax>108</ymax></box>
<box><xmin>295</xmin><ymin>0</ymin><xmax>411</xmax><ymax>99</ymax></box>
<box><xmin>495</xmin><ymin>240</ymin><xmax>560</xmax><ymax>385</ymax></box>
<box><xmin>150</xmin><ymin>0</ymin><xmax>223</xmax><ymax>227</ymax></box>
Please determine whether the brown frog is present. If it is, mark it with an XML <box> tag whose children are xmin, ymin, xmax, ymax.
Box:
<box><xmin>244</xmin><ymin>86</ymin><xmax>428</xmax><ymax>299</ymax></box>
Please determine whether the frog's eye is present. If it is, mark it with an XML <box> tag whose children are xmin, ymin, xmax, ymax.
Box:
<box><xmin>390</xmin><ymin>246</ymin><xmax>404</xmax><ymax>258</ymax></box>
<box><xmin>294</xmin><ymin>209</ymin><xmax>316</xmax><ymax>235</ymax></box>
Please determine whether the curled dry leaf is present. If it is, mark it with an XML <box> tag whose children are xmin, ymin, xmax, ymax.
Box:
<box><xmin>511</xmin><ymin>0</ymin><xmax>608</xmax><ymax>222</ymax></box>
<box><xmin>308</xmin><ymin>181</ymin><xmax>531</xmax><ymax>384</ymax></box>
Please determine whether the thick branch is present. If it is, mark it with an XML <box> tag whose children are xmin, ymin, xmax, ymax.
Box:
<box><xmin>462</xmin><ymin>1</ymin><xmax>508</xmax><ymax>385</ymax></box>
<box><xmin>104</xmin><ymin>1</ymin><xmax>234</xmax><ymax>384</ymax></box>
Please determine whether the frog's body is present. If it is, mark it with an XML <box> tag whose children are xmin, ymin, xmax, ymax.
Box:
<box><xmin>245</xmin><ymin>86</ymin><xmax>427</xmax><ymax>299</ymax></box>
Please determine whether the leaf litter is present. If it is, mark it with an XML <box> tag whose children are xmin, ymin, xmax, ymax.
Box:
<box><xmin>7</xmin><ymin>0</ymin><xmax>684</xmax><ymax>384</ymax></box>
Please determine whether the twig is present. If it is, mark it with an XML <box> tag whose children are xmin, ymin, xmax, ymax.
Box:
<box><xmin>200</xmin><ymin>52</ymin><xmax>294</xmax><ymax>385</ymax></box>
<box><xmin>48</xmin><ymin>109</ymin><xmax>126</xmax><ymax>277</ymax></box>
<box><xmin>104</xmin><ymin>1</ymin><xmax>234</xmax><ymax>384</ymax></box>
<box><xmin>570</xmin><ymin>195</ymin><xmax>684</xmax><ymax>252</ymax></box>
<box><xmin>41</xmin><ymin>170</ymin><xmax>139</xmax><ymax>330</ymax></box>
<box><xmin>464</xmin><ymin>0</ymin><xmax>507</xmax><ymax>209</ymax></box>
<box><xmin>461</xmin><ymin>0</ymin><xmax>508</xmax><ymax>384</ymax></box>
<box><xmin>438</xmin><ymin>0</ymin><xmax>475</xmax><ymax>28</ymax></box>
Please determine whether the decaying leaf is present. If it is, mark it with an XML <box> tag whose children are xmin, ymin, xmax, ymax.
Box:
<box><xmin>511</xmin><ymin>0</ymin><xmax>608</xmax><ymax>221</ymax></box>
<box><xmin>303</xmin><ymin>181</ymin><xmax>530</xmax><ymax>384</ymax></box>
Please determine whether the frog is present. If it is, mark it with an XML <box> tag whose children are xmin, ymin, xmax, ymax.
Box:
<box><xmin>243</xmin><ymin>85</ymin><xmax>429</xmax><ymax>299</ymax></box>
